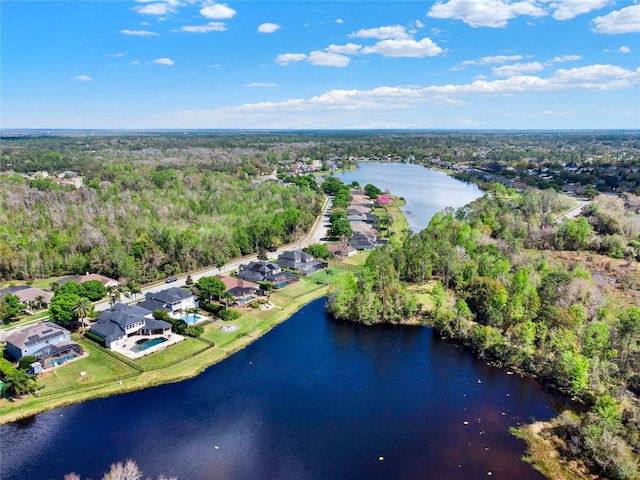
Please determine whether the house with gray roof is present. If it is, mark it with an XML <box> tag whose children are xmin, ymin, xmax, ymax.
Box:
<box><xmin>5</xmin><ymin>322</ymin><xmax>82</xmax><ymax>367</ymax></box>
<box><xmin>90</xmin><ymin>303</ymin><xmax>171</xmax><ymax>349</ymax></box>
<box><xmin>136</xmin><ymin>287</ymin><xmax>198</xmax><ymax>317</ymax></box>
<box><xmin>275</xmin><ymin>250</ymin><xmax>326</xmax><ymax>275</ymax></box>
<box><xmin>237</xmin><ymin>260</ymin><xmax>282</xmax><ymax>283</ymax></box>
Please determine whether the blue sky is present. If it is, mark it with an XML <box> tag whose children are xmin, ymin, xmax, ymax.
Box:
<box><xmin>2</xmin><ymin>0</ymin><xmax>639</xmax><ymax>129</ymax></box>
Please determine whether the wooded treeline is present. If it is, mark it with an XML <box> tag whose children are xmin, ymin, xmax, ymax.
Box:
<box><xmin>0</xmin><ymin>165</ymin><xmax>323</xmax><ymax>283</ymax></box>
<box><xmin>329</xmin><ymin>186</ymin><xmax>640</xmax><ymax>479</ymax></box>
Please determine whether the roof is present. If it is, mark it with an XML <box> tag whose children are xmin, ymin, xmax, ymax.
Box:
<box><xmin>12</xmin><ymin>287</ymin><xmax>53</xmax><ymax>305</ymax></box>
<box><xmin>91</xmin><ymin>303</ymin><xmax>165</xmax><ymax>343</ymax></box>
<box><xmin>6</xmin><ymin>322</ymin><xmax>70</xmax><ymax>350</ymax></box>
<box><xmin>0</xmin><ymin>285</ymin><xmax>30</xmax><ymax>296</ymax></box>
<box><xmin>277</xmin><ymin>250</ymin><xmax>314</xmax><ymax>263</ymax></box>
<box><xmin>78</xmin><ymin>273</ymin><xmax>119</xmax><ymax>286</ymax></box>
<box><xmin>146</xmin><ymin>287</ymin><xmax>194</xmax><ymax>304</ymax></box>
<box><xmin>217</xmin><ymin>275</ymin><xmax>259</xmax><ymax>291</ymax></box>
<box><xmin>242</xmin><ymin>260</ymin><xmax>280</xmax><ymax>274</ymax></box>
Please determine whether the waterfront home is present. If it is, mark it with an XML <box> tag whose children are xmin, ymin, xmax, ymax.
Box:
<box><xmin>275</xmin><ymin>249</ymin><xmax>326</xmax><ymax>275</ymax></box>
<box><xmin>90</xmin><ymin>303</ymin><xmax>172</xmax><ymax>349</ymax></box>
<box><xmin>136</xmin><ymin>287</ymin><xmax>198</xmax><ymax>317</ymax></box>
<box><xmin>5</xmin><ymin>322</ymin><xmax>83</xmax><ymax>367</ymax></box>
<box><xmin>217</xmin><ymin>276</ymin><xmax>262</xmax><ymax>300</ymax></box>
<box><xmin>237</xmin><ymin>260</ymin><xmax>282</xmax><ymax>283</ymax></box>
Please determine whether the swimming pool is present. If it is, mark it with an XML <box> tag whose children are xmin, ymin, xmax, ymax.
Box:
<box><xmin>236</xmin><ymin>295</ymin><xmax>256</xmax><ymax>305</ymax></box>
<box><xmin>46</xmin><ymin>354</ymin><xmax>78</xmax><ymax>367</ymax></box>
<box><xmin>273</xmin><ymin>281</ymin><xmax>289</xmax><ymax>289</ymax></box>
<box><xmin>180</xmin><ymin>314</ymin><xmax>203</xmax><ymax>325</ymax></box>
<box><xmin>131</xmin><ymin>337</ymin><xmax>168</xmax><ymax>353</ymax></box>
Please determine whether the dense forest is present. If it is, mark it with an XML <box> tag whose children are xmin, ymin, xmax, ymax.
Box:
<box><xmin>328</xmin><ymin>183</ymin><xmax>640</xmax><ymax>479</ymax></box>
<box><xmin>0</xmin><ymin>159</ymin><xmax>324</xmax><ymax>283</ymax></box>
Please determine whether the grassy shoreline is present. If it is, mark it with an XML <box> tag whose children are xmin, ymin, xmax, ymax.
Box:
<box><xmin>0</xmin><ymin>281</ymin><xmax>330</xmax><ymax>425</ymax></box>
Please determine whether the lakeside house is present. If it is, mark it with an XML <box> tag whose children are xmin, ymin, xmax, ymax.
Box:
<box><xmin>217</xmin><ymin>275</ymin><xmax>262</xmax><ymax>304</ymax></box>
<box><xmin>237</xmin><ymin>260</ymin><xmax>282</xmax><ymax>283</ymax></box>
<box><xmin>275</xmin><ymin>249</ymin><xmax>326</xmax><ymax>275</ymax></box>
<box><xmin>136</xmin><ymin>287</ymin><xmax>198</xmax><ymax>318</ymax></box>
<box><xmin>90</xmin><ymin>303</ymin><xmax>172</xmax><ymax>349</ymax></box>
<box><xmin>327</xmin><ymin>244</ymin><xmax>357</xmax><ymax>258</ymax></box>
<box><xmin>5</xmin><ymin>322</ymin><xmax>83</xmax><ymax>368</ymax></box>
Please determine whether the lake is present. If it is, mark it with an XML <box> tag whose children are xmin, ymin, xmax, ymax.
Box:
<box><xmin>334</xmin><ymin>162</ymin><xmax>483</xmax><ymax>232</ymax></box>
<box><xmin>1</xmin><ymin>298</ymin><xmax>565</xmax><ymax>480</ymax></box>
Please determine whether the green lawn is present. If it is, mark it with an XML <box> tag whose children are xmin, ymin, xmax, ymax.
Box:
<box><xmin>408</xmin><ymin>281</ymin><xmax>439</xmax><ymax>311</ymax></box>
<box><xmin>132</xmin><ymin>337</ymin><xmax>211</xmax><ymax>370</ymax></box>
<box><xmin>37</xmin><ymin>339</ymin><xmax>138</xmax><ymax>395</ymax></box>
<box><xmin>277</xmin><ymin>277</ymin><xmax>325</xmax><ymax>298</ymax></box>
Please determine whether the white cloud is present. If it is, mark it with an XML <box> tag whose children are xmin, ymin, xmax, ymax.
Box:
<box><xmin>153</xmin><ymin>57</ymin><xmax>175</xmax><ymax>65</ymax></box>
<box><xmin>180</xmin><ymin>22</ymin><xmax>226</xmax><ymax>33</ymax></box>
<box><xmin>618</xmin><ymin>46</ymin><xmax>631</xmax><ymax>53</ymax></box>
<box><xmin>335</xmin><ymin>18</ymin><xmax>344</xmax><ymax>24</ymax></box>
<box><xmin>275</xmin><ymin>53</ymin><xmax>308</xmax><ymax>66</ymax></box>
<box><xmin>550</xmin><ymin>54</ymin><xmax>582</xmax><ymax>62</ymax></box>
<box><xmin>258</xmin><ymin>23</ymin><xmax>280</xmax><ymax>33</ymax></box>
<box><xmin>492</xmin><ymin>61</ymin><xmax>544</xmax><ymax>76</ymax></box>
<box><xmin>544</xmin><ymin>0</ymin><xmax>609</xmax><ymax>20</ymax></box>
<box><xmin>427</xmin><ymin>0</ymin><xmax>547</xmax><ymax>28</ymax></box>
<box><xmin>173</xmin><ymin>64</ymin><xmax>639</xmax><ymax>127</ymax></box>
<box><xmin>592</xmin><ymin>5</ymin><xmax>640</xmax><ymax>34</ymax></box>
<box><xmin>325</xmin><ymin>43</ymin><xmax>362</xmax><ymax>55</ymax></box>
<box><xmin>74</xmin><ymin>75</ymin><xmax>92</xmax><ymax>81</ymax></box>
<box><xmin>200</xmin><ymin>2</ymin><xmax>236</xmax><ymax>19</ymax></box>
<box><xmin>308</xmin><ymin>51</ymin><xmax>351</xmax><ymax>67</ymax></box>
<box><xmin>120</xmin><ymin>29</ymin><xmax>159</xmax><ymax>36</ymax></box>
<box><xmin>135</xmin><ymin>2</ymin><xmax>175</xmax><ymax>15</ymax></box>
<box><xmin>106</xmin><ymin>52</ymin><xmax>126</xmax><ymax>57</ymax></box>
<box><xmin>131</xmin><ymin>60</ymin><xmax>141</xmax><ymax>65</ymax></box>
<box><xmin>245</xmin><ymin>82</ymin><xmax>277</xmax><ymax>87</ymax></box>
<box><xmin>539</xmin><ymin>110</ymin><xmax>574</xmax><ymax>117</ymax></box>
<box><xmin>349</xmin><ymin>25</ymin><xmax>410</xmax><ymax>40</ymax></box>
<box><xmin>457</xmin><ymin>55</ymin><xmax>523</xmax><ymax>69</ymax></box>
<box><xmin>361</xmin><ymin>37</ymin><xmax>443</xmax><ymax>58</ymax></box>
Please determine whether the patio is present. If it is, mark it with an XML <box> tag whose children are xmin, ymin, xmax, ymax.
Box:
<box><xmin>113</xmin><ymin>333</ymin><xmax>185</xmax><ymax>360</ymax></box>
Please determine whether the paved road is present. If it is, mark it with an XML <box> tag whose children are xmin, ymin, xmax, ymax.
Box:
<box><xmin>93</xmin><ymin>195</ymin><xmax>332</xmax><ymax>312</ymax></box>
<box><xmin>556</xmin><ymin>198</ymin><xmax>590</xmax><ymax>223</ymax></box>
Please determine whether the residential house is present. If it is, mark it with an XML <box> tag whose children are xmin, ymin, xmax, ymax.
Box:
<box><xmin>350</xmin><ymin>232</ymin><xmax>380</xmax><ymax>250</ymax></box>
<box><xmin>90</xmin><ymin>303</ymin><xmax>172</xmax><ymax>349</ymax></box>
<box><xmin>217</xmin><ymin>275</ymin><xmax>262</xmax><ymax>302</ymax></box>
<box><xmin>237</xmin><ymin>260</ymin><xmax>282</xmax><ymax>283</ymax></box>
<box><xmin>136</xmin><ymin>287</ymin><xmax>198</xmax><ymax>317</ymax></box>
<box><xmin>347</xmin><ymin>205</ymin><xmax>371</xmax><ymax>216</ymax></box>
<box><xmin>5</xmin><ymin>322</ymin><xmax>83</xmax><ymax>367</ymax></box>
<box><xmin>327</xmin><ymin>244</ymin><xmax>357</xmax><ymax>258</ymax></box>
<box><xmin>53</xmin><ymin>273</ymin><xmax>119</xmax><ymax>290</ymax></box>
<box><xmin>0</xmin><ymin>286</ymin><xmax>53</xmax><ymax>308</ymax></box>
<box><xmin>275</xmin><ymin>249</ymin><xmax>326</xmax><ymax>275</ymax></box>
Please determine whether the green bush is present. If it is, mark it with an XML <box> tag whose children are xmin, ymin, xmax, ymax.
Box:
<box><xmin>18</xmin><ymin>355</ymin><xmax>39</xmax><ymax>371</ymax></box>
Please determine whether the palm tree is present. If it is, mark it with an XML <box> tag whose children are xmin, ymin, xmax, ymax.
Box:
<box><xmin>73</xmin><ymin>296</ymin><xmax>92</xmax><ymax>336</ymax></box>
<box><xmin>2</xmin><ymin>370</ymin><xmax>37</xmax><ymax>397</ymax></box>
<box><xmin>34</xmin><ymin>295</ymin><xmax>45</xmax><ymax>310</ymax></box>
<box><xmin>107</xmin><ymin>286</ymin><xmax>121</xmax><ymax>307</ymax></box>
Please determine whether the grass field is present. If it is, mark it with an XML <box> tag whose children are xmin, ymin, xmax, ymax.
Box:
<box><xmin>132</xmin><ymin>337</ymin><xmax>212</xmax><ymax>370</ymax></box>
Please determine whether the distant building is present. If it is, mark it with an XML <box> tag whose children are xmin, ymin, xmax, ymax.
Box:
<box><xmin>90</xmin><ymin>303</ymin><xmax>172</xmax><ymax>349</ymax></box>
<box><xmin>137</xmin><ymin>287</ymin><xmax>198</xmax><ymax>317</ymax></box>
<box><xmin>275</xmin><ymin>249</ymin><xmax>326</xmax><ymax>275</ymax></box>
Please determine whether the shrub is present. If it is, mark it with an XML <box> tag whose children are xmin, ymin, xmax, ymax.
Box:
<box><xmin>18</xmin><ymin>355</ymin><xmax>39</xmax><ymax>371</ymax></box>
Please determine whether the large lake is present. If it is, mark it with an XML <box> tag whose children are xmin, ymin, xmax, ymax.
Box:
<box><xmin>334</xmin><ymin>162</ymin><xmax>483</xmax><ymax>232</ymax></box>
<box><xmin>2</xmin><ymin>165</ymin><xmax>558</xmax><ymax>480</ymax></box>
<box><xmin>2</xmin><ymin>299</ymin><xmax>565</xmax><ymax>480</ymax></box>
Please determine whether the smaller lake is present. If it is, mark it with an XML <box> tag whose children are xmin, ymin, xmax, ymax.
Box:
<box><xmin>334</xmin><ymin>162</ymin><xmax>483</xmax><ymax>232</ymax></box>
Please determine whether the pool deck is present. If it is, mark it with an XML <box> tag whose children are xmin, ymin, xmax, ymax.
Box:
<box><xmin>114</xmin><ymin>333</ymin><xmax>185</xmax><ymax>360</ymax></box>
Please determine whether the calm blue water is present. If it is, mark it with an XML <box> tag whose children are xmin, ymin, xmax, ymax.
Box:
<box><xmin>334</xmin><ymin>162</ymin><xmax>483</xmax><ymax>232</ymax></box>
<box><xmin>181</xmin><ymin>314</ymin><xmax>203</xmax><ymax>325</ymax></box>
<box><xmin>131</xmin><ymin>337</ymin><xmax>168</xmax><ymax>353</ymax></box>
<box><xmin>1</xmin><ymin>298</ymin><xmax>565</xmax><ymax>480</ymax></box>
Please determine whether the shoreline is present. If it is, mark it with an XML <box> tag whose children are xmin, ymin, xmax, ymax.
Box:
<box><xmin>0</xmin><ymin>285</ymin><xmax>330</xmax><ymax>425</ymax></box>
